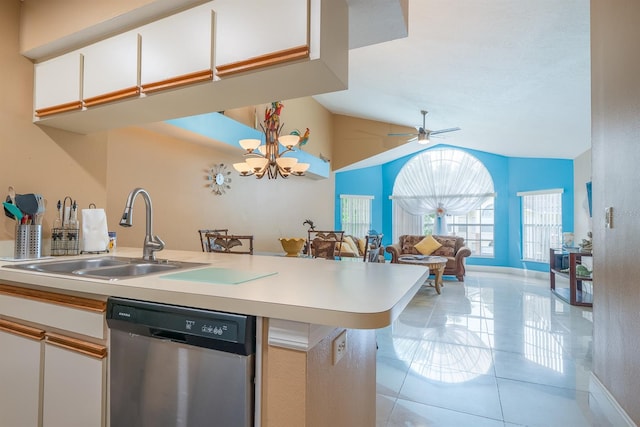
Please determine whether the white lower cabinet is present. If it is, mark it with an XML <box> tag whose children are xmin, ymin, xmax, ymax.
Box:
<box><xmin>0</xmin><ymin>322</ymin><xmax>44</xmax><ymax>427</ymax></box>
<box><xmin>42</xmin><ymin>337</ymin><xmax>106</xmax><ymax>427</ymax></box>
<box><xmin>0</xmin><ymin>285</ymin><xmax>107</xmax><ymax>427</ymax></box>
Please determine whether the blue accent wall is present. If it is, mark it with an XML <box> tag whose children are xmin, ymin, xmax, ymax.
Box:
<box><xmin>334</xmin><ymin>166</ymin><xmax>384</xmax><ymax>236</ymax></box>
<box><xmin>335</xmin><ymin>144</ymin><xmax>574</xmax><ymax>272</ymax></box>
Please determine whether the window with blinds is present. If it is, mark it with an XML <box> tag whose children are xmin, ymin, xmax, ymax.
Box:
<box><xmin>340</xmin><ymin>195</ymin><xmax>373</xmax><ymax>237</ymax></box>
<box><xmin>518</xmin><ymin>189</ymin><xmax>563</xmax><ymax>262</ymax></box>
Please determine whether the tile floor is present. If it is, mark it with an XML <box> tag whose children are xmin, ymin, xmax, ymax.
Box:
<box><xmin>376</xmin><ymin>271</ymin><xmax>597</xmax><ymax>427</ymax></box>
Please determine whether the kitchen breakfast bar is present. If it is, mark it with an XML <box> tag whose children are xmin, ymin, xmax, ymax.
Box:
<box><xmin>0</xmin><ymin>248</ymin><xmax>428</xmax><ymax>427</ymax></box>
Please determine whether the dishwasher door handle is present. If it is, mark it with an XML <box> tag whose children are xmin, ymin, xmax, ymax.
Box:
<box><xmin>150</xmin><ymin>329</ymin><xmax>188</xmax><ymax>343</ymax></box>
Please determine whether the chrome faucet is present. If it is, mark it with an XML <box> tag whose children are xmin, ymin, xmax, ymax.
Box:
<box><xmin>119</xmin><ymin>188</ymin><xmax>165</xmax><ymax>261</ymax></box>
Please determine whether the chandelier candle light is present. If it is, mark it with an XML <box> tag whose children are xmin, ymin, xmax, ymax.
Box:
<box><xmin>233</xmin><ymin>101</ymin><xmax>310</xmax><ymax>179</ymax></box>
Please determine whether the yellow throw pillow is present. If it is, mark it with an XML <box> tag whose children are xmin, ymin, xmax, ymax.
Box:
<box><xmin>414</xmin><ymin>235</ymin><xmax>442</xmax><ymax>255</ymax></box>
<box><xmin>340</xmin><ymin>236</ymin><xmax>359</xmax><ymax>256</ymax></box>
<box><xmin>357</xmin><ymin>237</ymin><xmax>366</xmax><ymax>255</ymax></box>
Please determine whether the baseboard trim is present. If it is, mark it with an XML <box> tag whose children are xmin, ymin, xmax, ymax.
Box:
<box><xmin>589</xmin><ymin>373</ymin><xmax>637</xmax><ymax>427</ymax></box>
<box><xmin>466</xmin><ymin>265</ymin><xmax>549</xmax><ymax>281</ymax></box>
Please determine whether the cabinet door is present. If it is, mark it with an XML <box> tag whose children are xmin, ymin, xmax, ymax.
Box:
<box><xmin>42</xmin><ymin>334</ymin><xmax>107</xmax><ymax>427</ymax></box>
<box><xmin>0</xmin><ymin>320</ymin><xmax>44</xmax><ymax>427</ymax></box>
<box><xmin>214</xmin><ymin>0</ymin><xmax>308</xmax><ymax>77</ymax></box>
<box><xmin>34</xmin><ymin>50</ymin><xmax>83</xmax><ymax>117</ymax></box>
<box><xmin>83</xmin><ymin>30</ymin><xmax>140</xmax><ymax>107</ymax></box>
<box><xmin>139</xmin><ymin>2</ymin><xmax>214</xmax><ymax>92</ymax></box>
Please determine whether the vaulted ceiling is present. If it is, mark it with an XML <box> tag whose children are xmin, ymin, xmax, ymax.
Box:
<box><xmin>317</xmin><ymin>0</ymin><xmax>591</xmax><ymax>168</ymax></box>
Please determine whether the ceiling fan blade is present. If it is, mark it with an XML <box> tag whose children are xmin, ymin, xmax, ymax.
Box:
<box><xmin>429</xmin><ymin>127</ymin><xmax>461</xmax><ymax>136</ymax></box>
<box><xmin>387</xmin><ymin>132</ymin><xmax>418</xmax><ymax>137</ymax></box>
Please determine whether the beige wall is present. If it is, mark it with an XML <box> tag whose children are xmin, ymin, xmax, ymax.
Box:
<box><xmin>0</xmin><ymin>0</ymin><xmax>107</xmax><ymax>250</ymax></box>
<box><xmin>261</xmin><ymin>324</ymin><xmax>376</xmax><ymax>427</ymax></box>
<box><xmin>591</xmin><ymin>0</ymin><xmax>640</xmax><ymax>423</ymax></box>
<box><xmin>105</xmin><ymin>125</ymin><xmax>334</xmax><ymax>254</ymax></box>
<box><xmin>3</xmin><ymin>0</ymin><xmax>335</xmax><ymax>256</ymax></box>
<box><xmin>332</xmin><ymin>114</ymin><xmax>416</xmax><ymax>171</ymax></box>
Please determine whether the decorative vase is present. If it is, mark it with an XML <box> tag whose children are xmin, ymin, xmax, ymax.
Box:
<box><xmin>279</xmin><ymin>238</ymin><xmax>306</xmax><ymax>257</ymax></box>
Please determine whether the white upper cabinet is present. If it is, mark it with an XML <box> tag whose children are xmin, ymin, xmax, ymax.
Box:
<box><xmin>214</xmin><ymin>0</ymin><xmax>309</xmax><ymax>71</ymax></box>
<box><xmin>139</xmin><ymin>2</ymin><xmax>214</xmax><ymax>89</ymax></box>
<box><xmin>34</xmin><ymin>50</ymin><xmax>82</xmax><ymax>115</ymax></box>
<box><xmin>82</xmin><ymin>30</ymin><xmax>140</xmax><ymax>105</ymax></box>
<box><xmin>31</xmin><ymin>0</ymin><xmax>347</xmax><ymax>132</ymax></box>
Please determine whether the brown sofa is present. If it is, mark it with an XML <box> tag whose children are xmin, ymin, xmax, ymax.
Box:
<box><xmin>386</xmin><ymin>235</ymin><xmax>471</xmax><ymax>281</ymax></box>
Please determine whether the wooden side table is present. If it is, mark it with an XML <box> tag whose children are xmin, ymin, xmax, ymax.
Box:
<box><xmin>397</xmin><ymin>255</ymin><xmax>448</xmax><ymax>294</ymax></box>
<box><xmin>549</xmin><ymin>248</ymin><xmax>593</xmax><ymax>307</ymax></box>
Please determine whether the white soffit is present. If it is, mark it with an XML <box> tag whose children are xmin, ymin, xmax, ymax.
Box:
<box><xmin>347</xmin><ymin>0</ymin><xmax>409</xmax><ymax>49</ymax></box>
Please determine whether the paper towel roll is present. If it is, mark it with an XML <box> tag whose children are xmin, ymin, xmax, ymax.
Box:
<box><xmin>82</xmin><ymin>209</ymin><xmax>110</xmax><ymax>252</ymax></box>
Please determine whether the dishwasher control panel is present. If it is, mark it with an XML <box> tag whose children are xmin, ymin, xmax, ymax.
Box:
<box><xmin>106</xmin><ymin>297</ymin><xmax>256</xmax><ymax>355</ymax></box>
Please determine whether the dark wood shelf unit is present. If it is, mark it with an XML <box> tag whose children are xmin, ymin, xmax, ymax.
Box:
<box><xmin>549</xmin><ymin>248</ymin><xmax>593</xmax><ymax>307</ymax></box>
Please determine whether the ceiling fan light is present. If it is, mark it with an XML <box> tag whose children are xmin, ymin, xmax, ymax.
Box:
<box><xmin>417</xmin><ymin>133</ymin><xmax>430</xmax><ymax>144</ymax></box>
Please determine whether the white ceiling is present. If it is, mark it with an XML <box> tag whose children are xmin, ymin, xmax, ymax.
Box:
<box><xmin>315</xmin><ymin>0</ymin><xmax>591</xmax><ymax>165</ymax></box>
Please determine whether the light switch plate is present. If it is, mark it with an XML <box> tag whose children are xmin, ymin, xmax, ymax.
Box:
<box><xmin>605</xmin><ymin>207</ymin><xmax>613</xmax><ymax>228</ymax></box>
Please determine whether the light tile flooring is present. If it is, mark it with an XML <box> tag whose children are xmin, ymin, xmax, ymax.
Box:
<box><xmin>376</xmin><ymin>271</ymin><xmax>596</xmax><ymax>427</ymax></box>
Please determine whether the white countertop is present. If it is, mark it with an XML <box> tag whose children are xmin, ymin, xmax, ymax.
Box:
<box><xmin>0</xmin><ymin>247</ymin><xmax>429</xmax><ymax>329</ymax></box>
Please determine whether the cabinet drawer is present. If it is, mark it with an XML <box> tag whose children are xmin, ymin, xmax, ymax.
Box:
<box><xmin>0</xmin><ymin>285</ymin><xmax>106</xmax><ymax>339</ymax></box>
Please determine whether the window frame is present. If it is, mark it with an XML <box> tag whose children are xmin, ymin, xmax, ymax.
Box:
<box><xmin>423</xmin><ymin>196</ymin><xmax>495</xmax><ymax>257</ymax></box>
<box><xmin>518</xmin><ymin>189</ymin><xmax>563</xmax><ymax>263</ymax></box>
<box><xmin>339</xmin><ymin>194</ymin><xmax>373</xmax><ymax>237</ymax></box>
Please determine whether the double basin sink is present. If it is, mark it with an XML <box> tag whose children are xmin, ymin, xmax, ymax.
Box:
<box><xmin>4</xmin><ymin>256</ymin><xmax>207</xmax><ymax>280</ymax></box>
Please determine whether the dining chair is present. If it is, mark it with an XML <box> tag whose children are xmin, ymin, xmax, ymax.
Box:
<box><xmin>198</xmin><ymin>229</ymin><xmax>228</xmax><ymax>252</ymax></box>
<box><xmin>363</xmin><ymin>233</ymin><xmax>384</xmax><ymax>262</ymax></box>
<box><xmin>310</xmin><ymin>238</ymin><xmax>339</xmax><ymax>260</ymax></box>
<box><xmin>206</xmin><ymin>234</ymin><xmax>254</xmax><ymax>255</ymax></box>
<box><xmin>308</xmin><ymin>230</ymin><xmax>345</xmax><ymax>260</ymax></box>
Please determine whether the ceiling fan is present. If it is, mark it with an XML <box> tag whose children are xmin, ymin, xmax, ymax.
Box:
<box><xmin>388</xmin><ymin>110</ymin><xmax>461</xmax><ymax>144</ymax></box>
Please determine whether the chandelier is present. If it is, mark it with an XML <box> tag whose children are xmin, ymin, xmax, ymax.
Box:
<box><xmin>232</xmin><ymin>101</ymin><xmax>310</xmax><ymax>179</ymax></box>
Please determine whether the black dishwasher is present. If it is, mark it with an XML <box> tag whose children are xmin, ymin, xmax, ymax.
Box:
<box><xmin>106</xmin><ymin>297</ymin><xmax>256</xmax><ymax>427</ymax></box>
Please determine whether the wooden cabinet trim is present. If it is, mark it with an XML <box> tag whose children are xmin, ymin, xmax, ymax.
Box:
<box><xmin>35</xmin><ymin>100</ymin><xmax>83</xmax><ymax>117</ymax></box>
<box><xmin>83</xmin><ymin>86</ymin><xmax>140</xmax><ymax>108</ymax></box>
<box><xmin>45</xmin><ymin>332</ymin><xmax>107</xmax><ymax>359</ymax></box>
<box><xmin>216</xmin><ymin>45</ymin><xmax>309</xmax><ymax>78</ymax></box>
<box><xmin>0</xmin><ymin>318</ymin><xmax>45</xmax><ymax>341</ymax></box>
<box><xmin>141</xmin><ymin>69</ymin><xmax>213</xmax><ymax>94</ymax></box>
<box><xmin>0</xmin><ymin>284</ymin><xmax>106</xmax><ymax>313</ymax></box>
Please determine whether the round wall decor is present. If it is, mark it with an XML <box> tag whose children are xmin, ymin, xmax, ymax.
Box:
<box><xmin>207</xmin><ymin>163</ymin><xmax>232</xmax><ymax>195</ymax></box>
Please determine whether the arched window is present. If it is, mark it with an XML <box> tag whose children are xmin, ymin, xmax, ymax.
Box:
<box><xmin>391</xmin><ymin>148</ymin><xmax>495</xmax><ymax>257</ymax></box>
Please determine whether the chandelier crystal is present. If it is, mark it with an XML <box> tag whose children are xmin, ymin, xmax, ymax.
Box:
<box><xmin>233</xmin><ymin>101</ymin><xmax>310</xmax><ymax>179</ymax></box>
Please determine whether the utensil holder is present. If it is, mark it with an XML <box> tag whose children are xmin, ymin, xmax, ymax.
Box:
<box><xmin>15</xmin><ymin>224</ymin><xmax>42</xmax><ymax>259</ymax></box>
<box><xmin>50</xmin><ymin>227</ymin><xmax>80</xmax><ymax>256</ymax></box>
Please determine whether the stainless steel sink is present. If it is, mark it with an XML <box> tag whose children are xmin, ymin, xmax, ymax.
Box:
<box><xmin>74</xmin><ymin>262</ymin><xmax>181</xmax><ymax>278</ymax></box>
<box><xmin>3</xmin><ymin>256</ymin><xmax>207</xmax><ymax>280</ymax></box>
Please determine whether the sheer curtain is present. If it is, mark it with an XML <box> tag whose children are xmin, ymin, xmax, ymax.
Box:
<box><xmin>391</xmin><ymin>149</ymin><xmax>495</xmax><ymax>236</ymax></box>
<box><xmin>392</xmin><ymin>200</ymin><xmax>423</xmax><ymax>242</ymax></box>
<box><xmin>340</xmin><ymin>195</ymin><xmax>373</xmax><ymax>237</ymax></box>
